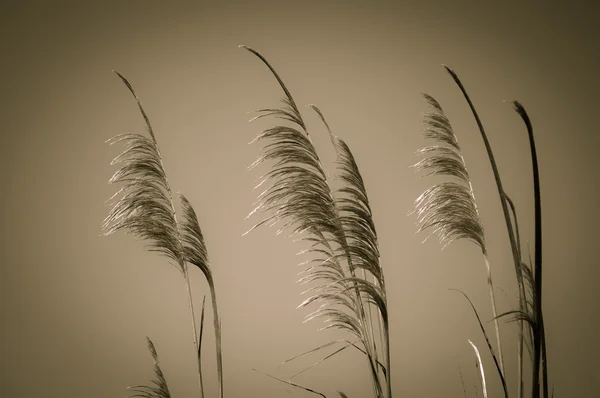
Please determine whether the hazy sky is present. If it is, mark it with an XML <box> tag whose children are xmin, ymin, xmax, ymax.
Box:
<box><xmin>1</xmin><ymin>1</ymin><xmax>598</xmax><ymax>398</ymax></box>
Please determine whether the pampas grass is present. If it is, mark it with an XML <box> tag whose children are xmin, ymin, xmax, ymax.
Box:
<box><xmin>241</xmin><ymin>45</ymin><xmax>389</xmax><ymax>398</ymax></box>
<box><xmin>103</xmin><ymin>46</ymin><xmax>548</xmax><ymax>398</ymax></box>
<box><xmin>413</xmin><ymin>67</ymin><xmax>548</xmax><ymax>398</ymax></box>
<box><xmin>103</xmin><ymin>71</ymin><xmax>222</xmax><ymax>398</ymax></box>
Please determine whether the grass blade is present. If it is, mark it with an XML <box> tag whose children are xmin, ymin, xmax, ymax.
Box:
<box><xmin>253</xmin><ymin>368</ymin><xmax>327</xmax><ymax>398</ymax></box>
<box><xmin>450</xmin><ymin>289</ymin><xmax>508</xmax><ymax>398</ymax></box>
<box><xmin>469</xmin><ymin>340</ymin><xmax>487</xmax><ymax>398</ymax></box>
<box><xmin>510</xmin><ymin>101</ymin><xmax>546</xmax><ymax>398</ymax></box>
<box><xmin>504</xmin><ymin>192</ymin><xmax>530</xmax><ymax>398</ymax></box>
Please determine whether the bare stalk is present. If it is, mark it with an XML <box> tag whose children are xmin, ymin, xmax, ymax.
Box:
<box><xmin>445</xmin><ymin>65</ymin><xmax>529</xmax><ymax>384</ymax></box>
<box><xmin>206</xmin><ymin>273</ymin><xmax>224</xmax><ymax>398</ymax></box>
<box><xmin>483</xmin><ymin>255</ymin><xmax>504</xmax><ymax>376</ymax></box>
<box><xmin>182</xmin><ymin>266</ymin><xmax>203</xmax><ymax>397</ymax></box>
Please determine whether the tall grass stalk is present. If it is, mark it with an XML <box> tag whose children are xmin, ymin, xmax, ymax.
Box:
<box><xmin>447</xmin><ymin>69</ymin><xmax>547</xmax><ymax>398</ymax></box>
<box><xmin>414</xmin><ymin>65</ymin><xmax>548</xmax><ymax>398</ymax></box>
<box><xmin>508</xmin><ymin>102</ymin><xmax>546</xmax><ymax>398</ymax></box>
<box><xmin>412</xmin><ymin>92</ymin><xmax>506</xmax><ymax>379</ymax></box>
<box><xmin>103</xmin><ymin>72</ymin><xmax>223</xmax><ymax>398</ymax></box>
<box><xmin>241</xmin><ymin>45</ymin><xmax>390</xmax><ymax>398</ymax></box>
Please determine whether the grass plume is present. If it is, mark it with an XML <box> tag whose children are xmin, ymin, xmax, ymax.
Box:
<box><xmin>127</xmin><ymin>337</ymin><xmax>172</xmax><ymax>398</ymax></box>
<box><xmin>103</xmin><ymin>72</ymin><xmax>223</xmax><ymax>398</ymax></box>
<box><xmin>241</xmin><ymin>45</ymin><xmax>389</xmax><ymax>398</ymax></box>
<box><xmin>412</xmin><ymin>92</ymin><xmax>506</xmax><ymax>379</ymax></box>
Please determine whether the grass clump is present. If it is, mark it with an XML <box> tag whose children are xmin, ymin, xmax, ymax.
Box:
<box><xmin>103</xmin><ymin>47</ymin><xmax>549</xmax><ymax>398</ymax></box>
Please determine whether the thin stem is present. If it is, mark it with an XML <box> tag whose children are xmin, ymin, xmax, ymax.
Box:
<box><xmin>198</xmin><ymin>296</ymin><xmax>206</xmax><ymax>398</ymax></box>
<box><xmin>280</xmin><ymin>338</ymin><xmax>388</xmax><ymax>378</ymax></box>
<box><xmin>483</xmin><ymin>254</ymin><xmax>504</xmax><ymax>377</ymax></box>
<box><xmin>542</xmin><ymin>327</ymin><xmax>548</xmax><ymax>398</ymax></box>
<box><xmin>505</xmin><ymin>193</ymin><xmax>526</xmax><ymax>398</ymax></box>
<box><xmin>183</xmin><ymin>267</ymin><xmax>203</xmax><ymax>397</ymax></box>
<box><xmin>446</xmin><ymin>96</ymin><xmax>506</xmax><ymax>380</ymax></box>
<box><xmin>517</xmin><ymin>343</ymin><xmax>523</xmax><ymax>398</ymax></box>
<box><xmin>459</xmin><ymin>367</ymin><xmax>467</xmax><ymax>398</ymax></box>
<box><xmin>254</xmin><ymin>368</ymin><xmax>327</xmax><ymax>398</ymax></box>
<box><xmin>470</xmin><ymin>340</ymin><xmax>487</xmax><ymax>398</ymax></box>
<box><xmin>512</xmin><ymin>101</ymin><xmax>545</xmax><ymax>398</ymax></box>
<box><xmin>452</xmin><ymin>289</ymin><xmax>508</xmax><ymax>398</ymax></box>
<box><xmin>444</xmin><ymin>65</ymin><xmax>525</xmax><ymax>384</ymax></box>
<box><xmin>362</xmin><ymin>269</ymin><xmax>379</xmax><ymax>381</ymax></box>
<box><xmin>207</xmin><ymin>273</ymin><xmax>224</xmax><ymax>398</ymax></box>
<box><xmin>383</xmin><ymin>317</ymin><xmax>391</xmax><ymax>398</ymax></box>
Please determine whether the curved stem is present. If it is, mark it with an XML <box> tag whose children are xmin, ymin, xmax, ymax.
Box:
<box><xmin>444</xmin><ymin>65</ymin><xmax>525</xmax><ymax>384</ymax></box>
<box><xmin>512</xmin><ymin>101</ymin><xmax>545</xmax><ymax>398</ymax></box>
<box><xmin>505</xmin><ymin>193</ymin><xmax>526</xmax><ymax>398</ymax></box>
<box><xmin>470</xmin><ymin>340</ymin><xmax>487</xmax><ymax>398</ymax></box>
<box><xmin>483</xmin><ymin>254</ymin><xmax>504</xmax><ymax>376</ymax></box>
<box><xmin>452</xmin><ymin>289</ymin><xmax>508</xmax><ymax>398</ymax></box>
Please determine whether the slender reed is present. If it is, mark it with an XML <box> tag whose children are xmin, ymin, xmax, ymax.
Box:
<box><xmin>443</xmin><ymin>66</ymin><xmax>537</xmax><ymax>396</ymax></box>
<box><xmin>416</xmin><ymin>66</ymin><xmax>550</xmax><ymax>398</ymax></box>
<box><xmin>241</xmin><ymin>45</ymin><xmax>389</xmax><ymax>398</ymax></box>
<box><xmin>411</xmin><ymin>93</ymin><xmax>506</xmax><ymax>378</ymax></box>
<box><xmin>509</xmin><ymin>101</ymin><xmax>546</xmax><ymax>398</ymax></box>
<box><xmin>103</xmin><ymin>72</ymin><xmax>223</xmax><ymax>398</ymax></box>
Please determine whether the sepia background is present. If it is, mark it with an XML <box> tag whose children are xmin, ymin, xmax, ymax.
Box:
<box><xmin>1</xmin><ymin>1</ymin><xmax>598</xmax><ymax>397</ymax></box>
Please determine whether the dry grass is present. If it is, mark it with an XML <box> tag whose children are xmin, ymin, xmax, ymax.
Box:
<box><xmin>102</xmin><ymin>47</ymin><xmax>548</xmax><ymax>398</ymax></box>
